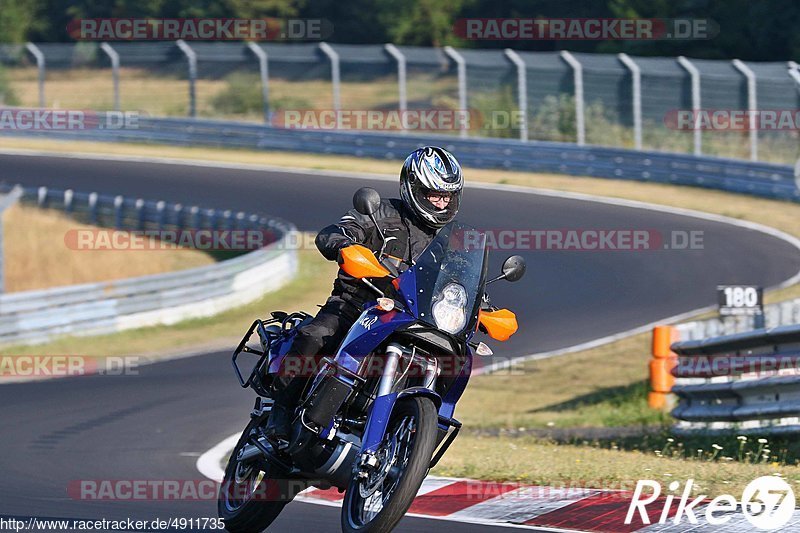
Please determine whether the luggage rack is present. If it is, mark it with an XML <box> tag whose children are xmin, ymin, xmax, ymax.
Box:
<box><xmin>231</xmin><ymin>310</ymin><xmax>312</xmax><ymax>396</ymax></box>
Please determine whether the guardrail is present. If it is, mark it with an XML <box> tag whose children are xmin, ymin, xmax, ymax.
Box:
<box><xmin>2</xmin><ymin>116</ymin><xmax>798</xmax><ymax>203</ymax></box>
<box><xmin>0</xmin><ymin>185</ymin><xmax>297</xmax><ymax>346</ymax></box>
<box><xmin>667</xmin><ymin>324</ymin><xmax>800</xmax><ymax>435</ymax></box>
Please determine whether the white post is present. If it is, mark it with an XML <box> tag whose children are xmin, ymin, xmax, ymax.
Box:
<box><xmin>176</xmin><ymin>40</ymin><xmax>197</xmax><ymax>118</ymax></box>
<box><xmin>560</xmin><ymin>50</ymin><xmax>585</xmax><ymax>146</ymax></box>
<box><xmin>677</xmin><ymin>56</ymin><xmax>702</xmax><ymax>156</ymax></box>
<box><xmin>444</xmin><ymin>46</ymin><xmax>468</xmax><ymax>138</ymax></box>
<box><xmin>100</xmin><ymin>43</ymin><xmax>120</xmax><ymax>111</ymax></box>
<box><xmin>618</xmin><ymin>53</ymin><xmax>642</xmax><ymax>150</ymax></box>
<box><xmin>0</xmin><ymin>186</ymin><xmax>23</xmax><ymax>293</ymax></box>
<box><xmin>247</xmin><ymin>42</ymin><xmax>270</xmax><ymax>123</ymax></box>
<box><xmin>504</xmin><ymin>49</ymin><xmax>528</xmax><ymax>142</ymax></box>
<box><xmin>732</xmin><ymin>59</ymin><xmax>758</xmax><ymax>161</ymax></box>
<box><xmin>24</xmin><ymin>43</ymin><xmax>45</xmax><ymax>107</ymax></box>
<box><xmin>789</xmin><ymin>61</ymin><xmax>800</xmax><ymax>88</ymax></box>
<box><xmin>384</xmin><ymin>44</ymin><xmax>407</xmax><ymax>113</ymax></box>
<box><xmin>795</xmin><ymin>156</ymin><xmax>800</xmax><ymax>192</ymax></box>
<box><xmin>319</xmin><ymin>42</ymin><xmax>341</xmax><ymax>112</ymax></box>
<box><xmin>385</xmin><ymin>44</ymin><xmax>407</xmax><ymax>133</ymax></box>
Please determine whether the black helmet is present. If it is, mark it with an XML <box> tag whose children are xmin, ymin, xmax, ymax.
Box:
<box><xmin>399</xmin><ymin>146</ymin><xmax>464</xmax><ymax>228</ymax></box>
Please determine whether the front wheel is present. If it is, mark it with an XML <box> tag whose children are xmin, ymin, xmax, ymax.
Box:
<box><xmin>217</xmin><ymin>417</ymin><xmax>301</xmax><ymax>532</ymax></box>
<box><xmin>341</xmin><ymin>397</ymin><xmax>438</xmax><ymax>533</ymax></box>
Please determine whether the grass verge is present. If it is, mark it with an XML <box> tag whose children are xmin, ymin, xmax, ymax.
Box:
<box><xmin>3</xmin><ymin>204</ymin><xmax>214</xmax><ymax>292</ymax></box>
<box><xmin>434</xmin><ymin>434</ymin><xmax>800</xmax><ymax>497</ymax></box>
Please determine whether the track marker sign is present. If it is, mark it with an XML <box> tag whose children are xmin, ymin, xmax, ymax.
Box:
<box><xmin>717</xmin><ymin>285</ymin><xmax>763</xmax><ymax>317</ymax></box>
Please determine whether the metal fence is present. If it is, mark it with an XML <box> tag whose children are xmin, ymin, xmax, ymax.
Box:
<box><xmin>1</xmin><ymin>42</ymin><xmax>798</xmax><ymax>164</ymax></box>
<box><xmin>0</xmin><ymin>185</ymin><xmax>297</xmax><ymax>345</ymax></box>
<box><xmin>670</xmin><ymin>324</ymin><xmax>800</xmax><ymax>435</ymax></box>
<box><xmin>2</xmin><ymin>115</ymin><xmax>797</xmax><ymax>204</ymax></box>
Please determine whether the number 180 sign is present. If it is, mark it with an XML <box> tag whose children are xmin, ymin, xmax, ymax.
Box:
<box><xmin>717</xmin><ymin>285</ymin><xmax>763</xmax><ymax>316</ymax></box>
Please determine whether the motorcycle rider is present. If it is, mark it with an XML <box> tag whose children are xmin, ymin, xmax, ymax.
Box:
<box><xmin>265</xmin><ymin>146</ymin><xmax>465</xmax><ymax>442</ymax></box>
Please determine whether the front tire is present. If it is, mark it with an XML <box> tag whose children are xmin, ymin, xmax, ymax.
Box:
<box><xmin>341</xmin><ymin>397</ymin><xmax>438</xmax><ymax>533</ymax></box>
<box><xmin>218</xmin><ymin>417</ymin><xmax>301</xmax><ymax>532</ymax></box>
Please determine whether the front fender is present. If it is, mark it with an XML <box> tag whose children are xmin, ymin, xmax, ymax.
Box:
<box><xmin>361</xmin><ymin>388</ymin><xmax>442</xmax><ymax>454</ymax></box>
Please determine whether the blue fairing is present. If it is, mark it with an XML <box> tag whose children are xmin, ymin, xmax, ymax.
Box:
<box><xmin>333</xmin><ymin>306</ymin><xmax>417</xmax><ymax>374</ymax></box>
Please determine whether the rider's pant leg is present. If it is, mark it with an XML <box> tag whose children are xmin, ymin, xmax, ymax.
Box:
<box><xmin>273</xmin><ymin>301</ymin><xmax>360</xmax><ymax>402</ymax></box>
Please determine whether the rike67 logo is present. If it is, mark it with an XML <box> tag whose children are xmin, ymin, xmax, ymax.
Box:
<box><xmin>625</xmin><ymin>476</ymin><xmax>795</xmax><ymax>530</ymax></box>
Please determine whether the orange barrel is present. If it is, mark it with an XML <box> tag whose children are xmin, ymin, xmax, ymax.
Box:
<box><xmin>648</xmin><ymin>392</ymin><xmax>667</xmax><ymax>410</ymax></box>
<box><xmin>652</xmin><ymin>325</ymin><xmax>678</xmax><ymax>358</ymax></box>
<box><xmin>649</xmin><ymin>357</ymin><xmax>677</xmax><ymax>393</ymax></box>
<box><xmin>649</xmin><ymin>325</ymin><xmax>679</xmax><ymax>409</ymax></box>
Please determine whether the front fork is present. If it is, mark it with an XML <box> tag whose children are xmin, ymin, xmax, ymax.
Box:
<box><xmin>376</xmin><ymin>344</ymin><xmax>403</xmax><ymax>397</ymax></box>
<box><xmin>357</xmin><ymin>343</ymin><xmax>441</xmax><ymax>471</ymax></box>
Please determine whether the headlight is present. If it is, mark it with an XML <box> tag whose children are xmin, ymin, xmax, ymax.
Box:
<box><xmin>432</xmin><ymin>283</ymin><xmax>467</xmax><ymax>334</ymax></box>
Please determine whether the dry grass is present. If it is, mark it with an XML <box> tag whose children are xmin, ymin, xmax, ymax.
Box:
<box><xmin>6</xmin><ymin>68</ymin><xmax>453</xmax><ymax>119</ymax></box>
<box><xmin>434</xmin><ymin>434</ymin><xmax>800</xmax><ymax>497</ymax></box>
<box><xmin>458</xmin><ymin>332</ymin><xmax>662</xmax><ymax>430</ymax></box>
<box><xmin>3</xmin><ymin>204</ymin><xmax>214</xmax><ymax>292</ymax></box>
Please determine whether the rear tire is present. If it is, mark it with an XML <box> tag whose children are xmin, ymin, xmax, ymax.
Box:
<box><xmin>218</xmin><ymin>417</ymin><xmax>302</xmax><ymax>532</ymax></box>
<box><xmin>341</xmin><ymin>397</ymin><xmax>438</xmax><ymax>533</ymax></box>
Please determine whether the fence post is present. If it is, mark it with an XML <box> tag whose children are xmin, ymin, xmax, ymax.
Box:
<box><xmin>318</xmin><ymin>43</ymin><xmax>341</xmax><ymax>112</ymax></box>
<box><xmin>247</xmin><ymin>42</ymin><xmax>270</xmax><ymax>123</ymax></box>
<box><xmin>88</xmin><ymin>192</ymin><xmax>98</xmax><ymax>225</ymax></box>
<box><xmin>732</xmin><ymin>59</ymin><xmax>758</xmax><ymax>162</ymax></box>
<box><xmin>174</xmin><ymin>204</ymin><xmax>184</xmax><ymax>229</ymax></box>
<box><xmin>504</xmin><ymin>49</ymin><xmax>528</xmax><ymax>142</ymax></box>
<box><xmin>559</xmin><ymin>50</ymin><xmax>585</xmax><ymax>146</ymax></box>
<box><xmin>0</xmin><ymin>186</ymin><xmax>23</xmax><ymax>293</ymax></box>
<box><xmin>789</xmin><ymin>61</ymin><xmax>800</xmax><ymax>89</ymax></box>
<box><xmin>24</xmin><ymin>43</ymin><xmax>45</xmax><ymax>107</ymax></box>
<box><xmin>385</xmin><ymin>43</ymin><xmax>407</xmax><ymax>131</ymax></box>
<box><xmin>37</xmin><ymin>186</ymin><xmax>48</xmax><ymax>207</ymax></box>
<box><xmin>795</xmin><ymin>156</ymin><xmax>800</xmax><ymax>193</ymax></box>
<box><xmin>100</xmin><ymin>43</ymin><xmax>121</xmax><ymax>111</ymax></box>
<box><xmin>618</xmin><ymin>53</ymin><xmax>642</xmax><ymax>150</ymax></box>
<box><xmin>443</xmin><ymin>46</ymin><xmax>468</xmax><ymax>138</ymax></box>
<box><xmin>677</xmin><ymin>56</ymin><xmax>702</xmax><ymax>156</ymax></box>
<box><xmin>114</xmin><ymin>195</ymin><xmax>124</xmax><ymax>229</ymax></box>
<box><xmin>190</xmin><ymin>206</ymin><xmax>200</xmax><ymax>229</ymax></box>
<box><xmin>156</xmin><ymin>200</ymin><xmax>165</xmax><ymax>230</ymax></box>
<box><xmin>64</xmin><ymin>189</ymin><xmax>74</xmax><ymax>213</ymax></box>
<box><xmin>135</xmin><ymin>199</ymin><xmax>145</xmax><ymax>230</ymax></box>
<box><xmin>176</xmin><ymin>40</ymin><xmax>197</xmax><ymax>118</ymax></box>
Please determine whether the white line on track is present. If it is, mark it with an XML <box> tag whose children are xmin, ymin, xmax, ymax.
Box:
<box><xmin>195</xmin><ymin>431</ymin><xmax>581</xmax><ymax>532</ymax></box>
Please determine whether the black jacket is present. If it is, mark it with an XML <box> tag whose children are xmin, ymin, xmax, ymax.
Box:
<box><xmin>315</xmin><ymin>198</ymin><xmax>438</xmax><ymax>314</ymax></box>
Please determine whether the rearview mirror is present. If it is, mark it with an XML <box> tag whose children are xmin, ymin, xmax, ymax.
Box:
<box><xmin>353</xmin><ymin>187</ymin><xmax>381</xmax><ymax>216</ymax></box>
<box><xmin>501</xmin><ymin>255</ymin><xmax>526</xmax><ymax>282</ymax></box>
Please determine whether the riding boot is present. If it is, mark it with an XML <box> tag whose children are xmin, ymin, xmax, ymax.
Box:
<box><xmin>264</xmin><ymin>376</ymin><xmax>307</xmax><ymax>442</ymax></box>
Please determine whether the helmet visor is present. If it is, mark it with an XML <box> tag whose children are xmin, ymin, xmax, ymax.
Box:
<box><xmin>413</xmin><ymin>186</ymin><xmax>460</xmax><ymax>224</ymax></box>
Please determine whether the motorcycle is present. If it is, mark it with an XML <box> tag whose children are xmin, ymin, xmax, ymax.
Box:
<box><xmin>218</xmin><ymin>187</ymin><xmax>525</xmax><ymax>532</ymax></box>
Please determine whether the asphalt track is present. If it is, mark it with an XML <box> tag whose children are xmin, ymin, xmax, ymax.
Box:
<box><xmin>1</xmin><ymin>152</ymin><xmax>800</xmax><ymax>532</ymax></box>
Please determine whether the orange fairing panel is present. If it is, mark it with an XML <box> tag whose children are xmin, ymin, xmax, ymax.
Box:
<box><xmin>339</xmin><ymin>245</ymin><xmax>390</xmax><ymax>279</ymax></box>
<box><xmin>478</xmin><ymin>309</ymin><xmax>518</xmax><ymax>341</ymax></box>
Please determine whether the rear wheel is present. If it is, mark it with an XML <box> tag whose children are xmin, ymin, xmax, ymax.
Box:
<box><xmin>341</xmin><ymin>397</ymin><xmax>438</xmax><ymax>533</ymax></box>
<box><xmin>218</xmin><ymin>417</ymin><xmax>302</xmax><ymax>532</ymax></box>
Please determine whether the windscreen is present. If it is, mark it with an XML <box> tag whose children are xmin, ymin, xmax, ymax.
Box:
<box><xmin>413</xmin><ymin>221</ymin><xmax>488</xmax><ymax>337</ymax></box>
